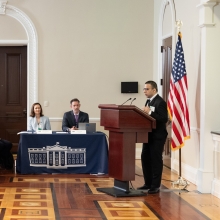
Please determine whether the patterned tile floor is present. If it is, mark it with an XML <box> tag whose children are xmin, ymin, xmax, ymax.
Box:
<box><xmin>0</xmin><ymin>161</ymin><xmax>220</xmax><ymax>219</ymax></box>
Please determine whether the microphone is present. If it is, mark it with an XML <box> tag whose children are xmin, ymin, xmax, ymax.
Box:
<box><xmin>130</xmin><ymin>98</ymin><xmax>136</xmax><ymax>105</ymax></box>
<box><xmin>121</xmin><ymin>98</ymin><xmax>131</xmax><ymax>105</ymax></box>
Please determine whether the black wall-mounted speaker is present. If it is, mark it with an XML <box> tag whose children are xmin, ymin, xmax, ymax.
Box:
<box><xmin>121</xmin><ymin>82</ymin><xmax>138</xmax><ymax>93</ymax></box>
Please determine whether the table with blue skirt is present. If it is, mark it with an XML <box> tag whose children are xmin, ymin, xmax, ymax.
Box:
<box><xmin>16</xmin><ymin>132</ymin><xmax>108</xmax><ymax>174</ymax></box>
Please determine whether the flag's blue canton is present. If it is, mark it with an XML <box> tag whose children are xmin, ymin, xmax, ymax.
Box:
<box><xmin>172</xmin><ymin>35</ymin><xmax>186</xmax><ymax>83</ymax></box>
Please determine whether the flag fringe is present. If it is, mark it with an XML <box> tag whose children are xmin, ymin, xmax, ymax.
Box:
<box><xmin>167</xmin><ymin>107</ymin><xmax>172</xmax><ymax>121</ymax></box>
<box><xmin>171</xmin><ymin>135</ymin><xmax>190</xmax><ymax>151</ymax></box>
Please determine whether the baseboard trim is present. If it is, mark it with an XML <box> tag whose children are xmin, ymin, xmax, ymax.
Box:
<box><xmin>212</xmin><ymin>178</ymin><xmax>220</xmax><ymax>199</ymax></box>
<box><xmin>136</xmin><ymin>147</ymin><xmax>142</xmax><ymax>159</ymax></box>
<box><xmin>172</xmin><ymin>159</ymin><xmax>198</xmax><ymax>185</ymax></box>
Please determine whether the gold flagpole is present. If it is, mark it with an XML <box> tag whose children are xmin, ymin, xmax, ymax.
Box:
<box><xmin>171</xmin><ymin>21</ymin><xmax>189</xmax><ymax>191</ymax></box>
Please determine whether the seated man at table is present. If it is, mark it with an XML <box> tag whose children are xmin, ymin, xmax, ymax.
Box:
<box><xmin>62</xmin><ymin>98</ymin><xmax>89</xmax><ymax>131</ymax></box>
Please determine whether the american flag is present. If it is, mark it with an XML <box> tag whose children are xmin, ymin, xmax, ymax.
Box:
<box><xmin>167</xmin><ymin>33</ymin><xmax>190</xmax><ymax>151</ymax></box>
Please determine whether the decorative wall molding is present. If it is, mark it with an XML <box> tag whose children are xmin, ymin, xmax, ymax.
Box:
<box><xmin>212</xmin><ymin>133</ymin><xmax>220</xmax><ymax>184</ymax></box>
<box><xmin>157</xmin><ymin>0</ymin><xmax>176</xmax><ymax>95</ymax></box>
<box><xmin>172</xmin><ymin>159</ymin><xmax>198</xmax><ymax>184</ymax></box>
<box><xmin>197</xmin><ymin>2</ymin><xmax>217</xmax><ymax>28</ymax></box>
<box><xmin>162</xmin><ymin>33</ymin><xmax>172</xmax><ymax>40</ymax></box>
<box><xmin>205</xmin><ymin>0</ymin><xmax>220</xmax><ymax>2</ymax></box>
<box><xmin>0</xmin><ymin>3</ymin><xmax>38</xmax><ymax>127</ymax></box>
<box><xmin>164</xmin><ymin>0</ymin><xmax>169</xmax><ymax>7</ymax></box>
<box><xmin>0</xmin><ymin>0</ymin><xmax>7</xmax><ymax>14</ymax></box>
<box><xmin>198</xmin><ymin>23</ymin><xmax>215</xmax><ymax>28</ymax></box>
<box><xmin>0</xmin><ymin>40</ymin><xmax>28</xmax><ymax>45</ymax></box>
<box><xmin>212</xmin><ymin>133</ymin><xmax>220</xmax><ymax>151</ymax></box>
<box><xmin>190</xmin><ymin>127</ymin><xmax>200</xmax><ymax>133</ymax></box>
<box><xmin>136</xmin><ymin>147</ymin><xmax>142</xmax><ymax>159</ymax></box>
<box><xmin>212</xmin><ymin>178</ymin><xmax>220</xmax><ymax>199</ymax></box>
<box><xmin>49</xmin><ymin>117</ymin><xmax>201</xmax><ymax>135</ymax></box>
<box><xmin>49</xmin><ymin>117</ymin><xmax>100</xmax><ymax>122</ymax></box>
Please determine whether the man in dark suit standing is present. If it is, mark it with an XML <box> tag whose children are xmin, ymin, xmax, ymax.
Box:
<box><xmin>138</xmin><ymin>81</ymin><xmax>168</xmax><ymax>194</ymax></box>
<box><xmin>62</xmin><ymin>98</ymin><xmax>89</xmax><ymax>131</ymax></box>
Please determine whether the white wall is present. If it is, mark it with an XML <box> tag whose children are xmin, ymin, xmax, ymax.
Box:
<box><xmin>154</xmin><ymin>0</ymin><xmax>220</xmax><ymax>195</ymax></box>
<box><xmin>162</xmin><ymin>3</ymin><xmax>172</xmax><ymax>36</ymax></box>
<box><xmin>173</xmin><ymin>0</ymin><xmax>201</xmax><ymax>173</ymax></box>
<box><xmin>0</xmin><ymin>0</ymin><xmax>154</xmax><ymax>132</ymax></box>
<box><xmin>0</xmin><ymin>15</ymin><xmax>27</xmax><ymax>39</ymax></box>
<box><xmin>4</xmin><ymin>1</ymin><xmax>220</xmax><ymax>193</ymax></box>
<box><xmin>154</xmin><ymin>0</ymin><xmax>201</xmax><ymax>183</ymax></box>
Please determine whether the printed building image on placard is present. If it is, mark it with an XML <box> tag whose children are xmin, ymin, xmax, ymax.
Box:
<box><xmin>28</xmin><ymin>142</ymin><xmax>86</xmax><ymax>169</ymax></box>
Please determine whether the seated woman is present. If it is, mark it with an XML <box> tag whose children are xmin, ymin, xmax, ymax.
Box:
<box><xmin>28</xmin><ymin>102</ymin><xmax>51</xmax><ymax>131</ymax></box>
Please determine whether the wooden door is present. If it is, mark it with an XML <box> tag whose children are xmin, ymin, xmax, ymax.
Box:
<box><xmin>161</xmin><ymin>37</ymin><xmax>172</xmax><ymax>103</ymax></box>
<box><xmin>161</xmin><ymin>37</ymin><xmax>172</xmax><ymax>168</ymax></box>
<box><xmin>0</xmin><ymin>46</ymin><xmax>27</xmax><ymax>153</ymax></box>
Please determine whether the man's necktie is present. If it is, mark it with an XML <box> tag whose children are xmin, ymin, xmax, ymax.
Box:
<box><xmin>145</xmin><ymin>99</ymin><xmax>150</xmax><ymax>106</ymax></box>
<box><xmin>75</xmin><ymin>115</ymin><xmax>79</xmax><ymax>123</ymax></box>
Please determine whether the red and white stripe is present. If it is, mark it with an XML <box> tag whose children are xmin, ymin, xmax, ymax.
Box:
<box><xmin>167</xmin><ymin>74</ymin><xmax>190</xmax><ymax>150</ymax></box>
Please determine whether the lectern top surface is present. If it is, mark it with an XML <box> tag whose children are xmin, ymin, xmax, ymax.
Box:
<box><xmin>98</xmin><ymin>104</ymin><xmax>156</xmax><ymax>128</ymax></box>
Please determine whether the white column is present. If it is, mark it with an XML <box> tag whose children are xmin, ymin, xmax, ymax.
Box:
<box><xmin>197</xmin><ymin>0</ymin><xmax>218</xmax><ymax>193</ymax></box>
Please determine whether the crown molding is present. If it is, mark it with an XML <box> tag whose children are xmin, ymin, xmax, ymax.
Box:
<box><xmin>0</xmin><ymin>0</ymin><xmax>7</xmax><ymax>14</ymax></box>
<box><xmin>197</xmin><ymin>1</ymin><xmax>218</xmax><ymax>27</ymax></box>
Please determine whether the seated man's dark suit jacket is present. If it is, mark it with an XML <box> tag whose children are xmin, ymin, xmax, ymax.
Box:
<box><xmin>62</xmin><ymin>111</ymin><xmax>89</xmax><ymax>131</ymax></box>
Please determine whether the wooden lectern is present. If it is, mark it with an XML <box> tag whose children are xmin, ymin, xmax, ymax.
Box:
<box><xmin>98</xmin><ymin>104</ymin><xmax>156</xmax><ymax>197</ymax></box>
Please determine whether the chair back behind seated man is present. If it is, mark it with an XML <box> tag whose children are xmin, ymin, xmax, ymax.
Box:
<box><xmin>0</xmin><ymin>138</ymin><xmax>14</xmax><ymax>170</ymax></box>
